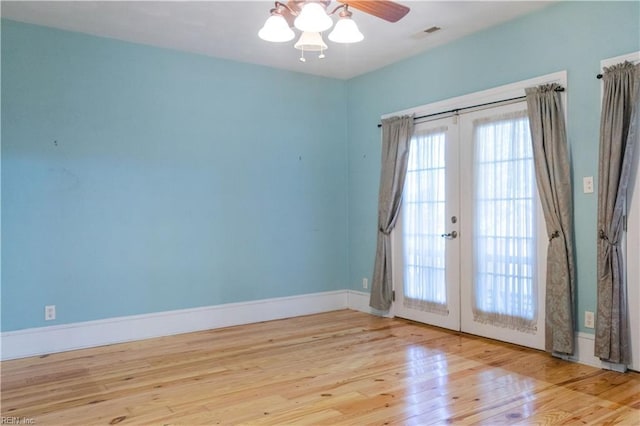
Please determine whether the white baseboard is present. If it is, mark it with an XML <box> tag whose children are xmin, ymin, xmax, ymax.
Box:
<box><xmin>1</xmin><ymin>290</ymin><xmax>349</xmax><ymax>361</ymax></box>
<box><xmin>347</xmin><ymin>290</ymin><xmax>393</xmax><ymax>317</ymax></box>
<box><xmin>554</xmin><ymin>332</ymin><xmax>627</xmax><ymax>372</ymax></box>
<box><xmin>1</xmin><ymin>290</ymin><xmax>630</xmax><ymax>373</ymax></box>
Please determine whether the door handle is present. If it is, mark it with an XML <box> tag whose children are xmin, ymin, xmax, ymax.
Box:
<box><xmin>441</xmin><ymin>231</ymin><xmax>458</xmax><ymax>239</ymax></box>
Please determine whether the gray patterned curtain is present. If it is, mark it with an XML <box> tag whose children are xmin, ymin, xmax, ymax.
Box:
<box><xmin>370</xmin><ymin>115</ymin><xmax>414</xmax><ymax>311</ymax></box>
<box><xmin>525</xmin><ymin>84</ymin><xmax>576</xmax><ymax>355</ymax></box>
<box><xmin>595</xmin><ymin>61</ymin><xmax>640</xmax><ymax>365</ymax></box>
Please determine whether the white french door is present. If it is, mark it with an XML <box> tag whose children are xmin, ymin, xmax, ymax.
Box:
<box><xmin>394</xmin><ymin>101</ymin><xmax>546</xmax><ymax>350</ymax></box>
<box><xmin>393</xmin><ymin>116</ymin><xmax>460</xmax><ymax>330</ymax></box>
<box><xmin>459</xmin><ymin>102</ymin><xmax>546</xmax><ymax>349</ymax></box>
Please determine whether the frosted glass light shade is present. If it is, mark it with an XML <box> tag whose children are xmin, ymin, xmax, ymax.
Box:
<box><xmin>294</xmin><ymin>3</ymin><xmax>333</xmax><ymax>33</ymax></box>
<box><xmin>258</xmin><ymin>15</ymin><xmax>295</xmax><ymax>42</ymax></box>
<box><xmin>294</xmin><ymin>32</ymin><xmax>328</xmax><ymax>51</ymax></box>
<box><xmin>328</xmin><ymin>17</ymin><xmax>363</xmax><ymax>43</ymax></box>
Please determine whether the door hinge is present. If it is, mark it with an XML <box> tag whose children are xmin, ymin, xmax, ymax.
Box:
<box><xmin>392</xmin><ymin>290</ymin><xmax>396</xmax><ymax>302</ymax></box>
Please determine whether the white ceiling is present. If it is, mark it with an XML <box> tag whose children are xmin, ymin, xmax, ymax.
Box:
<box><xmin>1</xmin><ymin>1</ymin><xmax>553</xmax><ymax>79</ymax></box>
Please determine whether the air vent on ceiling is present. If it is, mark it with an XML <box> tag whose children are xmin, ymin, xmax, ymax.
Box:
<box><xmin>423</xmin><ymin>26</ymin><xmax>441</xmax><ymax>34</ymax></box>
<box><xmin>411</xmin><ymin>26</ymin><xmax>442</xmax><ymax>40</ymax></box>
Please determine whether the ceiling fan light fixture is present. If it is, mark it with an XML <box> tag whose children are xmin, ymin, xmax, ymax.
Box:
<box><xmin>328</xmin><ymin>13</ymin><xmax>363</xmax><ymax>43</ymax></box>
<box><xmin>258</xmin><ymin>13</ymin><xmax>295</xmax><ymax>42</ymax></box>
<box><xmin>259</xmin><ymin>0</ymin><xmax>409</xmax><ymax>62</ymax></box>
<box><xmin>294</xmin><ymin>2</ymin><xmax>333</xmax><ymax>33</ymax></box>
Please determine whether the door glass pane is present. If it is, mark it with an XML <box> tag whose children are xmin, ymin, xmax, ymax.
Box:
<box><xmin>472</xmin><ymin>111</ymin><xmax>538</xmax><ymax>332</ymax></box>
<box><xmin>402</xmin><ymin>127</ymin><xmax>449</xmax><ymax>314</ymax></box>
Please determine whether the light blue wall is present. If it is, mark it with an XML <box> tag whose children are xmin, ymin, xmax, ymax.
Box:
<box><xmin>347</xmin><ymin>1</ymin><xmax>640</xmax><ymax>333</ymax></box>
<box><xmin>1</xmin><ymin>20</ymin><xmax>349</xmax><ymax>331</ymax></box>
<box><xmin>3</xmin><ymin>1</ymin><xmax>639</xmax><ymax>334</ymax></box>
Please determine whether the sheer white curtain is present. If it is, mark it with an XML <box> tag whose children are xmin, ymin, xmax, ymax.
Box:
<box><xmin>472</xmin><ymin>111</ymin><xmax>538</xmax><ymax>332</ymax></box>
<box><xmin>402</xmin><ymin>127</ymin><xmax>449</xmax><ymax>314</ymax></box>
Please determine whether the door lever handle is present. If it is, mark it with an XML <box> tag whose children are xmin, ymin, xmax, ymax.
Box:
<box><xmin>441</xmin><ymin>231</ymin><xmax>458</xmax><ymax>239</ymax></box>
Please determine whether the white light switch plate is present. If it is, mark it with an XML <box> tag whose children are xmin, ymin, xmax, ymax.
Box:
<box><xmin>583</xmin><ymin>176</ymin><xmax>594</xmax><ymax>194</ymax></box>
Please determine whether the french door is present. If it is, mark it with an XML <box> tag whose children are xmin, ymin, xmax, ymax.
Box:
<box><xmin>393</xmin><ymin>101</ymin><xmax>546</xmax><ymax>350</ymax></box>
<box><xmin>393</xmin><ymin>116</ymin><xmax>460</xmax><ymax>330</ymax></box>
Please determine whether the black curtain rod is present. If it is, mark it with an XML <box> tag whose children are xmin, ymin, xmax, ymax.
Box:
<box><xmin>597</xmin><ymin>74</ymin><xmax>603</xmax><ymax>79</ymax></box>
<box><xmin>376</xmin><ymin>86</ymin><xmax>565</xmax><ymax>128</ymax></box>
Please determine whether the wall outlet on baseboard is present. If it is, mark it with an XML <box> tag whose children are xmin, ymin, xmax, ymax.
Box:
<box><xmin>45</xmin><ymin>305</ymin><xmax>56</xmax><ymax>321</ymax></box>
<box><xmin>362</xmin><ymin>278</ymin><xmax>368</xmax><ymax>289</ymax></box>
<box><xmin>584</xmin><ymin>310</ymin><xmax>595</xmax><ymax>329</ymax></box>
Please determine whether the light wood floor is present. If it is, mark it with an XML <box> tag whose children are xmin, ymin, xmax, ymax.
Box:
<box><xmin>1</xmin><ymin>310</ymin><xmax>639</xmax><ymax>425</ymax></box>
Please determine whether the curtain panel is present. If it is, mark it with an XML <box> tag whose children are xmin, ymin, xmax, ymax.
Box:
<box><xmin>595</xmin><ymin>61</ymin><xmax>640</xmax><ymax>365</ymax></box>
<box><xmin>370</xmin><ymin>115</ymin><xmax>414</xmax><ymax>311</ymax></box>
<box><xmin>525</xmin><ymin>84</ymin><xmax>576</xmax><ymax>354</ymax></box>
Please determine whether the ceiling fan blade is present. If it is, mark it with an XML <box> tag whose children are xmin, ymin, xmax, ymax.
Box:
<box><xmin>339</xmin><ymin>1</ymin><xmax>410</xmax><ymax>23</ymax></box>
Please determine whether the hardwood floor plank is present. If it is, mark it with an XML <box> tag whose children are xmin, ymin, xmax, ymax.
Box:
<box><xmin>2</xmin><ymin>310</ymin><xmax>638</xmax><ymax>425</ymax></box>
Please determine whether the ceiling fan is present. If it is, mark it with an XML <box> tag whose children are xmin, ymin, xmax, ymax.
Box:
<box><xmin>258</xmin><ymin>0</ymin><xmax>410</xmax><ymax>62</ymax></box>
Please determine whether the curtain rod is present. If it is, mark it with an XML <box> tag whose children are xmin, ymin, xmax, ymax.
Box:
<box><xmin>376</xmin><ymin>86</ymin><xmax>565</xmax><ymax>128</ymax></box>
<box><xmin>597</xmin><ymin>74</ymin><xmax>603</xmax><ymax>79</ymax></box>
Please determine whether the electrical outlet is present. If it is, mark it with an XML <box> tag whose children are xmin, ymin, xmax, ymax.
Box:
<box><xmin>583</xmin><ymin>176</ymin><xmax>594</xmax><ymax>194</ymax></box>
<box><xmin>45</xmin><ymin>305</ymin><xmax>56</xmax><ymax>321</ymax></box>
<box><xmin>584</xmin><ymin>311</ymin><xmax>595</xmax><ymax>329</ymax></box>
<box><xmin>362</xmin><ymin>278</ymin><xmax>368</xmax><ymax>289</ymax></box>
